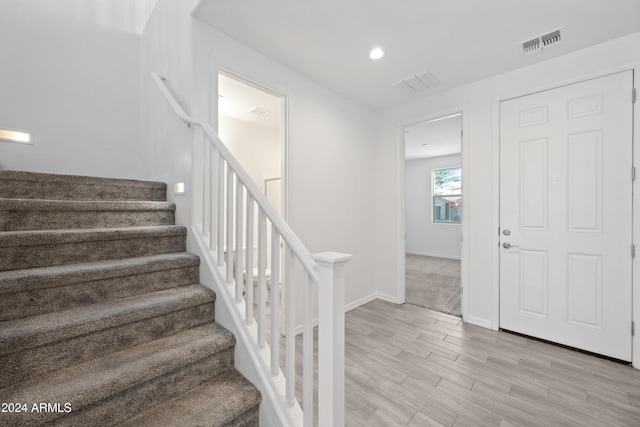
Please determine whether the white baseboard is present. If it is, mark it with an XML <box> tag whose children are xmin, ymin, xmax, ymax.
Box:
<box><xmin>345</xmin><ymin>293</ymin><xmax>378</xmax><ymax>312</ymax></box>
<box><xmin>294</xmin><ymin>293</ymin><xmax>382</xmax><ymax>335</ymax></box>
<box><xmin>375</xmin><ymin>292</ymin><xmax>400</xmax><ymax>304</ymax></box>
<box><xmin>467</xmin><ymin>316</ymin><xmax>492</xmax><ymax>329</ymax></box>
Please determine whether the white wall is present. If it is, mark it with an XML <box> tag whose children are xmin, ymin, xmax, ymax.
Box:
<box><xmin>219</xmin><ymin>115</ymin><xmax>282</xmax><ymax>265</ymax></box>
<box><xmin>139</xmin><ymin>0</ymin><xmax>198</xmax><ymax>228</ymax></box>
<box><xmin>219</xmin><ymin>115</ymin><xmax>281</xmax><ymax>189</ymax></box>
<box><xmin>189</xmin><ymin>20</ymin><xmax>378</xmax><ymax>313</ymax></box>
<box><xmin>405</xmin><ymin>154</ymin><xmax>461</xmax><ymax>259</ymax></box>
<box><xmin>141</xmin><ymin>2</ymin><xmax>378</xmax><ymax>423</ymax></box>
<box><xmin>0</xmin><ymin>0</ymin><xmax>144</xmax><ymax>179</ymax></box>
<box><xmin>375</xmin><ymin>32</ymin><xmax>640</xmax><ymax>329</ymax></box>
<box><xmin>141</xmin><ymin>0</ymin><xmax>378</xmax><ymax>311</ymax></box>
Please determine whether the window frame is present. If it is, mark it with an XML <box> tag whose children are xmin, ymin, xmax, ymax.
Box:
<box><xmin>432</xmin><ymin>166</ymin><xmax>462</xmax><ymax>224</ymax></box>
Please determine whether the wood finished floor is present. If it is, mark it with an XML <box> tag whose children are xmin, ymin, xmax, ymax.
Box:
<box><xmin>282</xmin><ymin>299</ymin><xmax>640</xmax><ymax>426</ymax></box>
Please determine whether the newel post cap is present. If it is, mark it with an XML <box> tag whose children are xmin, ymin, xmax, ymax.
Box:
<box><xmin>311</xmin><ymin>251</ymin><xmax>353</xmax><ymax>266</ymax></box>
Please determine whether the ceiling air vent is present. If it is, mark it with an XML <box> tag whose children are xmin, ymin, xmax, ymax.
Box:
<box><xmin>522</xmin><ymin>38</ymin><xmax>541</xmax><ymax>55</ymax></box>
<box><xmin>520</xmin><ymin>27</ymin><xmax>563</xmax><ymax>56</ymax></box>
<box><xmin>541</xmin><ymin>30</ymin><xmax>561</xmax><ymax>48</ymax></box>
<box><xmin>247</xmin><ymin>106</ymin><xmax>270</xmax><ymax>116</ymax></box>
<box><xmin>392</xmin><ymin>70</ymin><xmax>441</xmax><ymax>95</ymax></box>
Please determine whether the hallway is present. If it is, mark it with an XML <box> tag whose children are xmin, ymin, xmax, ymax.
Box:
<box><xmin>405</xmin><ymin>254</ymin><xmax>461</xmax><ymax>317</ymax></box>
<box><xmin>288</xmin><ymin>299</ymin><xmax>640</xmax><ymax>426</ymax></box>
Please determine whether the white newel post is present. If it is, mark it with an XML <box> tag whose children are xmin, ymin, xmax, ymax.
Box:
<box><xmin>312</xmin><ymin>251</ymin><xmax>352</xmax><ymax>427</ymax></box>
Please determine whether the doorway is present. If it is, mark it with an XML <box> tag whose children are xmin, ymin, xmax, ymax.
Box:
<box><xmin>499</xmin><ymin>71</ymin><xmax>634</xmax><ymax>361</ymax></box>
<box><xmin>403</xmin><ymin>113</ymin><xmax>463</xmax><ymax>317</ymax></box>
<box><xmin>217</xmin><ymin>71</ymin><xmax>287</xmax><ymax>332</ymax></box>
<box><xmin>217</xmin><ymin>71</ymin><xmax>285</xmax><ymax>210</ymax></box>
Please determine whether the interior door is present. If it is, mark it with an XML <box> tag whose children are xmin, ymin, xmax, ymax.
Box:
<box><xmin>499</xmin><ymin>71</ymin><xmax>634</xmax><ymax>361</ymax></box>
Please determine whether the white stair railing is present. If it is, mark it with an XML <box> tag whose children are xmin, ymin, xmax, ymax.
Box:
<box><xmin>151</xmin><ymin>73</ymin><xmax>351</xmax><ymax>427</ymax></box>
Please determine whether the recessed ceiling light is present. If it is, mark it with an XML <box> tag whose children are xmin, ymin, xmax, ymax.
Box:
<box><xmin>369</xmin><ymin>47</ymin><xmax>384</xmax><ymax>60</ymax></box>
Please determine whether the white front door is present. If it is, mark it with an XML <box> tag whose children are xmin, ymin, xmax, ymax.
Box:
<box><xmin>499</xmin><ymin>71</ymin><xmax>634</xmax><ymax>361</ymax></box>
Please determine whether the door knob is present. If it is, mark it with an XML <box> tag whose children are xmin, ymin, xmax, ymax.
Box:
<box><xmin>503</xmin><ymin>242</ymin><xmax>519</xmax><ymax>249</ymax></box>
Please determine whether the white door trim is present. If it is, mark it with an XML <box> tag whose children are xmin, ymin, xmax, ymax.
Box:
<box><xmin>216</xmin><ymin>67</ymin><xmax>290</xmax><ymax>337</ymax></box>
<box><xmin>491</xmin><ymin>63</ymin><xmax>639</xmax><ymax>366</ymax></box>
<box><xmin>396</xmin><ymin>106</ymin><xmax>470</xmax><ymax>321</ymax></box>
<box><xmin>216</xmin><ymin>67</ymin><xmax>290</xmax><ymax>222</ymax></box>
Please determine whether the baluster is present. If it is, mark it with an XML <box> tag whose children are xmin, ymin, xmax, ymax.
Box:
<box><xmin>285</xmin><ymin>246</ymin><xmax>295</xmax><ymax>406</ymax></box>
<box><xmin>270</xmin><ymin>226</ymin><xmax>280</xmax><ymax>376</ymax></box>
<box><xmin>216</xmin><ymin>157</ymin><xmax>224</xmax><ymax>266</ymax></box>
<box><xmin>257</xmin><ymin>209</ymin><xmax>267</xmax><ymax>348</ymax></box>
<box><xmin>201</xmin><ymin>138</ymin><xmax>207</xmax><ymax>236</ymax></box>
<box><xmin>303</xmin><ymin>272</ymin><xmax>314</xmax><ymax>426</ymax></box>
<box><xmin>235</xmin><ymin>176</ymin><xmax>244</xmax><ymax>302</ymax></box>
<box><xmin>245</xmin><ymin>194</ymin><xmax>254</xmax><ymax>323</ymax></box>
<box><xmin>208</xmin><ymin>144</ymin><xmax>214</xmax><ymax>249</ymax></box>
<box><xmin>226</xmin><ymin>168</ymin><xmax>234</xmax><ymax>283</ymax></box>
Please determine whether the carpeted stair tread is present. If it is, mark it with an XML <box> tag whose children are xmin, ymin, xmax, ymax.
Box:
<box><xmin>0</xmin><ymin>284</ymin><xmax>216</xmax><ymax>388</ymax></box>
<box><xmin>0</xmin><ymin>226</ymin><xmax>187</xmax><ymax>271</ymax></box>
<box><xmin>0</xmin><ymin>170</ymin><xmax>166</xmax><ymax>201</ymax></box>
<box><xmin>0</xmin><ymin>199</ymin><xmax>176</xmax><ymax>230</ymax></box>
<box><xmin>0</xmin><ymin>170</ymin><xmax>166</xmax><ymax>188</ymax></box>
<box><xmin>0</xmin><ymin>324</ymin><xmax>235</xmax><ymax>427</ymax></box>
<box><xmin>120</xmin><ymin>369</ymin><xmax>261</xmax><ymax>427</ymax></box>
<box><xmin>0</xmin><ymin>253</ymin><xmax>201</xmax><ymax>322</ymax></box>
<box><xmin>0</xmin><ymin>198</ymin><xmax>175</xmax><ymax>211</ymax></box>
<box><xmin>0</xmin><ymin>284</ymin><xmax>215</xmax><ymax>357</ymax></box>
<box><xmin>0</xmin><ymin>253</ymin><xmax>199</xmax><ymax>294</ymax></box>
<box><xmin>0</xmin><ymin>169</ymin><xmax>260</xmax><ymax>425</ymax></box>
<box><xmin>0</xmin><ymin>225</ymin><xmax>186</xmax><ymax>247</ymax></box>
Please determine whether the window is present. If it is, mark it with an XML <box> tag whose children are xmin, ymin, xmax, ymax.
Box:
<box><xmin>433</xmin><ymin>167</ymin><xmax>461</xmax><ymax>223</ymax></box>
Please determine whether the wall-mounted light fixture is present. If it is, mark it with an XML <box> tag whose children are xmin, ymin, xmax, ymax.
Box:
<box><xmin>0</xmin><ymin>128</ymin><xmax>32</xmax><ymax>144</ymax></box>
<box><xmin>174</xmin><ymin>182</ymin><xmax>186</xmax><ymax>195</ymax></box>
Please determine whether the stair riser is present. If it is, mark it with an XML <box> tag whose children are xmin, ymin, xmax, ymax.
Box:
<box><xmin>119</xmin><ymin>369</ymin><xmax>262</xmax><ymax>427</ymax></box>
<box><xmin>0</xmin><ymin>303</ymin><xmax>215</xmax><ymax>389</ymax></box>
<box><xmin>2</xmin><ymin>348</ymin><xmax>235</xmax><ymax>427</ymax></box>
<box><xmin>229</xmin><ymin>406</ymin><xmax>261</xmax><ymax>427</ymax></box>
<box><xmin>0</xmin><ymin>236</ymin><xmax>186</xmax><ymax>271</ymax></box>
<box><xmin>0</xmin><ymin>181</ymin><xmax>166</xmax><ymax>202</ymax></box>
<box><xmin>0</xmin><ymin>265</ymin><xmax>200</xmax><ymax>321</ymax></box>
<box><xmin>0</xmin><ymin>210</ymin><xmax>175</xmax><ymax>231</ymax></box>
<box><xmin>0</xmin><ymin>171</ymin><xmax>260</xmax><ymax>425</ymax></box>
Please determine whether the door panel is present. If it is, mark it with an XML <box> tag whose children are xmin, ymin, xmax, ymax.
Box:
<box><xmin>519</xmin><ymin>138</ymin><xmax>548</xmax><ymax>230</ymax></box>
<box><xmin>567</xmin><ymin>130</ymin><xmax>603</xmax><ymax>231</ymax></box>
<box><xmin>499</xmin><ymin>71</ymin><xmax>633</xmax><ymax>361</ymax></box>
<box><xmin>519</xmin><ymin>249</ymin><xmax>548</xmax><ymax>317</ymax></box>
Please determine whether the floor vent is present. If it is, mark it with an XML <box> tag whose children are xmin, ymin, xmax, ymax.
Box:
<box><xmin>520</xmin><ymin>27</ymin><xmax>563</xmax><ymax>56</ymax></box>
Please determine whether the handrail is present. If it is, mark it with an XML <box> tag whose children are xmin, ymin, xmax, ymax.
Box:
<box><xmin>151</xmin><ymin>72</ymin><xmax>349</xmax><ymax>427</ymax></box>
<box><xmin>150</xmin><ymin>72</ymin><xmax>319</xmax><ymax>281</ymax></box>
<box><xmin>150</xmin><ymin>74</ymin><xmax>197</xmax><ymax>128</ymax></box>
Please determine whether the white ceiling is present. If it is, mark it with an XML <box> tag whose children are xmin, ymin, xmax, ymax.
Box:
<box><xmin>194</xmin><ymin>0</ymin><xmax>640</xmax><ymax>111</ymax></box>
<box><xmin>218</xmin><ymin>73</ymin><xmax>283</xmax><ymax>129</ymax></box>
<box><xmin>405</xmin><ymin>114</ymin><xmax>462</xmax><ymax>160</ymax></box>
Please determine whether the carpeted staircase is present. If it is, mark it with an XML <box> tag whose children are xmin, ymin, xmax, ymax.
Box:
<box><xmin>0</xmin><ymin>170</ymin><xmax>261</xmax><ymax>427</ymax></box>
